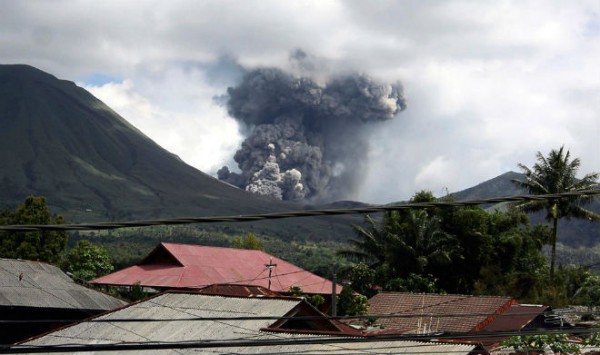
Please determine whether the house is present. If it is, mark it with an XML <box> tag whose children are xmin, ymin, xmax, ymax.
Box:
<box><xmin>365</xmin><ymin>292</ymin><xmax>516</xmax><ymax>334</ymax></box>
<box><xmin>472</xmin><ymin>304</ymin><xmax>570</xmax><ymax>351</ymax></box>
<box><xmin>0</xmin><ymin>258</ymin><xmax>127</xmax><ymax>344</ymax></box>
<box><xmin>15</xmin><ymin>290</ymin><xmax>480</xmax><ymax>354</ymax></box>
<box><xmin>91</xmin><ymin>242</ymin><xmax>342</xmax><ymax>297</ymax></box>
<box><xmin>362</xmin><ymin>292</ymin><xmax>570</xmax><ymax>353</ymax></box>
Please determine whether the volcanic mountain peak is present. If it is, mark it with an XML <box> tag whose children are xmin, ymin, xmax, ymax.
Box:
<box><xmin>0</xmin><ymin>64</ymin><xmax>299</xmax><ymax>222</ymax></box>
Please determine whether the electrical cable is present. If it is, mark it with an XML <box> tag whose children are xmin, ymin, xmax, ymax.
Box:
<box><xmin>0</xmin><ymin>190</ymin><xmax>597</xmax><ymax>232</ymax></box>
<box><xmin>0</xmin><ymin>309</ymin><xmax>583</xmax><ymax>324</ymax></box>
<box><xmin>3</xmin><ymin>327</ymin><xmax>599</xmax><ymax>354</ymax></box>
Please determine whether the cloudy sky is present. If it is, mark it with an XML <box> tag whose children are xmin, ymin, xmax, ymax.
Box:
<box><xmin>2</xmin><ymin>0</ymin><xmax>599</xmax><ymax>203</ymax></box>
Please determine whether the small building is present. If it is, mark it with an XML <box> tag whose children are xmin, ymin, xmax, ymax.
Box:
<box><xmin>362</xmin><ymin>292</ymin><xmax>569</xmax><ymax>353</ymax></box>
<box><xmin>473</xmin><ymin>304</ymin><xmax>570</xmax><ymax>351</ymax></box>
<box><xmin>0</xmin><ymin>258</ymin><xmax>127</xmax><ymax>344</ymax></box>
<box><xmin>366</xmin><ymin>292</ymin><xmax>516</xmax><ymax>334</ymax></box>
<box><xmin>91</xmin><ymin>242</ymin><xmax>342</xmax><ymax>297</ymax></box>
<box><xmin>16</xmin><ymin>290</ymin><xmax>480</xmax><ymax>354</ymax></box>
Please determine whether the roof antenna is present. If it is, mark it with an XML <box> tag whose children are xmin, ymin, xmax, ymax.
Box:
<box><xmin>265</xmin><ymin>258</ymin><xmax>277</xmax><ymax>290</ymax></box>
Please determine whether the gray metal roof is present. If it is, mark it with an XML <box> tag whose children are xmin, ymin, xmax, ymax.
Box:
<box><xmin>20</xmin><ymin>292</ymin><xmax>477</xmax><ymax>354</ymax></box>
<box><xmin>0</xmin><ymin>258</ymin><xmax>126</xmax><ymax>311</ymax></box>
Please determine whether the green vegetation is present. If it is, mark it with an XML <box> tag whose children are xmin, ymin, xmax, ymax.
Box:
<box><xmin>289</xmin><ymin>286</ymin><xmax>325</xmax><ymax>309</ymax></box>
<box><xmin>231</xmin><ymin>232</ymin><xmax>264</xmax><ymax>250</ymax></box>
<box><xmin>339</xmin><ymin>190</ymin><xmax>600</xmax><ymax>306</ymax></box>
<box><xmin>0</xmin><ymin>196</ymin><xmax>68</xmax><ymax>264</ymax></box>
<box><xmin>501</xmin><ymin>333</ymin><xmax>581</xmax><ymax>354</ymax></box>
<box><xmin>0</xmin><ymin>196</ymin><xmax>114</xmax><ymax>281</ymax></box>
<box><xmin>336</xmin><ymin>286</ymin><xmax>368</xmax><ymax>317</ymax></box>
<box><xmin>512</xmin><ymin>146</ymin><xmax>600</xmax><ymax>278</ymax></box>
<box><xmin>61</xmin><ymin>240</ymin><xmax>114</xmax><ymax>280</ymax></box>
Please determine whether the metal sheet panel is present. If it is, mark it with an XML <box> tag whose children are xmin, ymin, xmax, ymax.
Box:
<box><xmin>91</xmin><ymin>243</ymin><xmax>342</xmax><ymax>294</ymax></box>
<box><xmin>0</xmin><ymin>258</ymin><xmax>126</xmax><ymax>310</ymax></box>
<box><xmin>21</xmin><ymin>293</ymin><xmax>477</xmax><ymax>355</ymax></box>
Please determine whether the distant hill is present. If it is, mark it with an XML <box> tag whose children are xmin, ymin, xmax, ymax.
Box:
<box><xmin>0</xmin><ymin>64</ymin><xmax>358</xmax><ymax>240</ymax></box>
<box><xmin>450</xmin><ymin>171</ymin><xmax>600</xmax><ymax>247</ymax></box>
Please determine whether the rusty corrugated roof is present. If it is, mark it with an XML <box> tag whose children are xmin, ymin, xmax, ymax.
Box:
<box><xmin>367</xmin><ymin>292</ymin><xmax>515</xmax><ymax>334</ymax></box>
<box><xmin>91</xmin><ymin>243</ymin><xmax>342</xmax><ymax>295</ymax></box>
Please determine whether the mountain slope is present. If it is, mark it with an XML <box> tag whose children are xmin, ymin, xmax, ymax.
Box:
<box><xmin>0</xmin><ymin>64</ymin><xmax>360</xmax><ymax>238</ymax></box>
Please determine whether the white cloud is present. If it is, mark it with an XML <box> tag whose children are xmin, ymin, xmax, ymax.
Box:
<box><xmin>1</xmin><ymin>0</ymin><xmax>599</xmax><ymax>203</ymax></box>
<box><xmin>83</xmin><ymin>69</ymin><xmax>242</xmax><ymax>174</ymax></box>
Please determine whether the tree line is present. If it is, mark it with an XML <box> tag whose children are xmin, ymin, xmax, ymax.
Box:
<box><xmin>338</xmin><ymin>146</ymin><xmax>599</xmax><ymax>307</ymax></box>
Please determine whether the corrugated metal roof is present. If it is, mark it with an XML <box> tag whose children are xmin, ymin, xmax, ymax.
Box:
<box><xmin>92</xmin><ymin>242</ymin><xmax>342</xmax><ymax>295</ymax></box>
<box><xmin>25</xmin><ymin>293</ymin><xmax>302</xmax><ymax>345</ymax></box>
<box><xmin>480</xmin><ymin>304</ymin><xmax>550</xmax><ymax>332</ymax></box>
<box><xmin>21</xmin><ymin>292</ymin><xmax>477</xmax><ymax>354</ymax></box>
<box><xmin>368</xmin><ymin>292</ymin><xmax>515</xmax><ymax>334</ymax></box>
<box><xmin>0</xmin><ymin>258</ymin><xmax>126</xmax><ymax>311</ymax></box>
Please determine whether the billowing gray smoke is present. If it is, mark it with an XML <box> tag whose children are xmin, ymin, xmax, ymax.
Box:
<box><xmin>217</xmin><ymin>67</ymin><xmax>406</xmax><ymax>202</ymax></box>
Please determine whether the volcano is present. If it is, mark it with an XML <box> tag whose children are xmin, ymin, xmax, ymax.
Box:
<box><xmin>0</xmin><ymin>64</ymin><xmax>358</xmax><ymax>238</ymax></box>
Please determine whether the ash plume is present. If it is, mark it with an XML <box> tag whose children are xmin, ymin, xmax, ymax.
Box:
<box><xmin>218</xmin><ymin>64</ymin><xmax>406</xmax><ymax>202</ymax></box>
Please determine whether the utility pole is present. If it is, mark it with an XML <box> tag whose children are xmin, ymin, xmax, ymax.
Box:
<box><xmin>331</xmin><ymin>271</ymin><xmax>337</xmax><ymax>317</ymax></box>
<box><xmin>265</xmin><ymin>258</ymin><xmax>277</xmax><ymax>290</ymax></box>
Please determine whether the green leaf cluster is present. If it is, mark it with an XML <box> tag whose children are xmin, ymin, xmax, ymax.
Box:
<box><xmin>288</xmin><ymin>286</ymin><xmax>326</xmax><ymax>308</ymax></box>
<box><xmin>62</xmin><ymin>240</ymin><xmax>114</xmax><ymax>281</ymax></box>
<box><xmin>336</xmin><ymin>285</ymin><xmax>368</xmax><ymax>317</ymax></box>
<box><xmin>501</xmin><ymin>333</ymin><xmax>580</xmax><ymax>354</ymax></box>
<box><xmin>0</xmin><ymin>196</ymin><xmax>68</xmax><ymax>263</ymax></box>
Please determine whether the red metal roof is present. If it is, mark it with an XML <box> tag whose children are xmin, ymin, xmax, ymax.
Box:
<box><xmin>367</xmin><ymin>292</ymin><xmax>516</xmax><ymax>334</ymax></box>
<box><xmin>91</xmin><ymin>243</ymin><xmax>341</xmax><ymax>295</ymax></box>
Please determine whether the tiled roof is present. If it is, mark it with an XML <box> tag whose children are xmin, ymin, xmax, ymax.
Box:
<box><xmin>91</xmin><ymin>243</ymin><xmax>341</xmax><ymax>295</ymax></box>
<box><xmin>368</xmin><ymin>292</ymin><xmax>515</xmax><ymax>334</ymax></box>
<box><xmin>0</xmin><ymin>258</ymin><xmax>126</xmax><ymax>311</ymax></box>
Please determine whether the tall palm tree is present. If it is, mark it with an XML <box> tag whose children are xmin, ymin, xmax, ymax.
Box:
<box><xmin>387</xmin><ymin>210</ymin><xmax>460</xmax><ymax>275</ymax></box>
<box><xmin>512</xmin><ymin>146</ymin><xmax>600</xmax><ymax>279</ymax></box>
<box><xmin>339</xmin><ymin>212</ymin><xmax>397</xmax><ymax>267</ymax></box>
<box><xmin>339</xmin><ymin>210</ymin><xmax>461</xmax><ymax>278</ymax></box>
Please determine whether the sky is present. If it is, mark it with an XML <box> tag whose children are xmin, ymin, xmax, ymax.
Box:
<box><xmin>1</xmin><ymin>0</ymin><xmax>599</xmax><ymax>204</ymax></box>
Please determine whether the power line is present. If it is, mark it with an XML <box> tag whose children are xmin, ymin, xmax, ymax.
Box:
<box><xmin>0</xmin><ymin>309</ymin><xmax>584</xmax><ymax>324</ymax></box>
<box><xmin>3</xmin><ymin>327</ymin><xmax>599</xmax><ymax>354</ymax></box>
<box><xmin>0</xmin><ymin>190</ymin><xmax>598</xmax><ymax>232</ymax></box>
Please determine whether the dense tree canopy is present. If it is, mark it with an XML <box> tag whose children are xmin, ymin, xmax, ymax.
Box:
<box><xmin>340</xmin><ymin>191</ymin><xmax>552</xmax><ymax>299</ymax></box>
<box><xmin>0</xmin><ymin>196</ymin><xmax>68</xmax><ymax>263</ymax></box>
